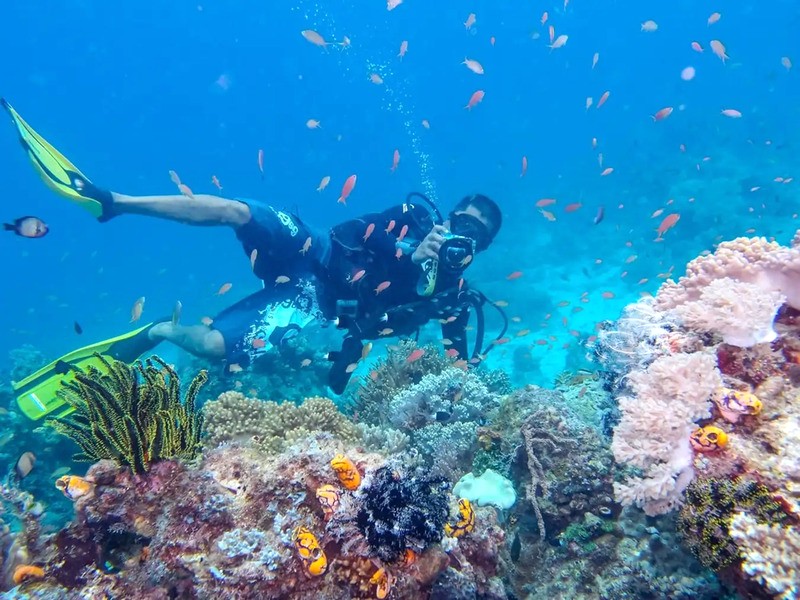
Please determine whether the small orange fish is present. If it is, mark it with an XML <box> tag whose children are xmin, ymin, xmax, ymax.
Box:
<box><xmin>361</xmin><ymin>342</ymin><xmax>373</xmax><ymax>361</ymax></box>
<box><xmin>375</xmin><ymin>280</ymin><xmax>391</xmax><ymax>295</ymax></box>
<box><xmin>300</xmin><ymin>30</ymin><xmax>328</xmax><ymax>48</ymax></box>
<box><xmin>317</xmin><ymin>176</ymin><xmax>331</xmax><ymax>192</ymax></box>
<box><xmin>257</xmin><ymin>149</ymin><xmax>264</xmax><ymax>179</ymax></box>
<box><xmin>600</xmin><ymin>167</ymin><xmax>614</xmax><ymax>176</ymax></box>
<box><xmin>536</xmin><ymin>198</ymin><xmax>557</xmax><ymax>208</ymax></box>
<box><xmin>228</xmin><ymin>363</ymin><xmax>243</xmax><ymax>373</ymax></box>
<box><xmin>378</xmin><ymin>328</ymin><xmax>394</xmax><ymax>336</ymax></box>
<box><xmin>445</xmin><ymin>348</ymin><xmax>459</xmax><ymax>358</ymax></box>
<box><xmin>541</xmin><ymin>11</ymin><xmax>548</xmax><ymax>25</ymax></box>
<box><xmin>385</xmin><ymin>219</ymin><xmax>396</xmax><ymax>234</ymax></box>
<box><xmin>178</xmin><ymin>183</ymin><xmax>194</xmax><ymax>199</ymax></box>
<box><xmin>395</xmin><ymin>248</ymin><xmax>403</xmax><ymax>259</ymax></box>
<box><xmin>707</xmin><ymin>12</ymin><xmax>721</xmax><ymax>26</ymax></box>
<box><xmin>275</xmin><ymin>275</ymin><xmax>290</xmax><ymax>284</ymax></box>
<box><xmin>652</xmin><ymin>107</ymin><xmax>673</xmax><ymax>121</ymax></box>
<box><xmin>398</xmin><ymin>40</ymin><xmax>408</xmax><ymax>59</ymax></box>
<box><xmin>300</xmin><ymin>358</ymin><xmax>312</xmax><ymax>367</ymax></box>
<box><xmin>345</xmin><ymin>363</ymin><xmax>358</xmax><ymax>374</ymax></box>
<box><xmin>211</xmin><ymin>175</ymin><xmax>223</xmax><ymax>190</ymax></box>
<box><xmin>306</xmin><ymin>119</ymin><xmax>321</xmax><ymax>129</ymax></box>
<box><xmin>601</xmin><ymin>291</ymin><xmax>615</xmax><ymax>299</ymax></box>
<box><xmin>391</xmin><ymin>149</ymin><xmax>400</xmax><ymax>172</ymax></box>
<box><xmin>407</xmin><ymin>348</ymin><xmax>425</xmax><ymax>363</ymax></box>
<box><xmin>338</xmin><ymin>174</ymin><xmax>357</xmax><ymax>205</ymax></box>
<box><xmin>506</xmin><ymin>271</ymin><xmax>523</xmax><ymax>280</ymax></box>
<box><xmin>397</xmin><ymin>224</ymin><xmax>409</xmax><ymax>242</ymax></box>
<box><xmin>709</xmin><ymin>39</ymin><xmax>728</xmax><ymax>63</ymax></box>
<box><xmin>130</xmin><ymin>296</ymin><xmax>146</xmax><ymax>322</ymax></box>
<box><xmin>252</xmin><ymin>338</ymin><xmax>266</xmax><ymax>349</ymax></box>
<box><xmin>350</xmin><ymin>269</ymin><xmax>366</xmax><ymax>284</ymax></box>
<box><xmin>521</xmin><ymin>156</ymin><xmax>528</xmax><ymax>177</ymax></box>
<box><xmin>540</xmin><ymin>209</ymin><xmax>556</xmax><ymax>222</ymax></box>
<box><xmin>691</xmin><ymin>41</ymin><xmax>704</xmax><ymax>52</ymax></box>
<box><xmin>200</xmin><ymin>316</ymin><xmax>214</xmax><ymax>326</ymax></box>
<box><xmin>464</xmin><ymin>12</ymin><xmax>476</xmax><ymax>29</ymax></box>
<box><xmin>216</xmin><ymin>283</ymin><xmax>232</xmax><ymax>296</ymax></box>
<box><xmin>300</xmin><ymin>236</ymin><xmax>312</xmax><ymax>255</ymax></box>
<box><xmin>462</xmin><ymin>58</ymin><xmax>484</xmax><ymax>75</ymax></box>
<box><xmin>596</xmin><ymin>91</ymin><xmax>610</xmax><ymax>108</ymax></box>
<box><xmin>565</xmin><ymin>202</ymin><xmax>582</xmax><ymax>213</ymax></box>
<box><xmin>369</xmin><ymin>73</ymin><xmax>384</xmax><ymax>85</ymax></box>
<box><xmin>330</xmin><ymin>454</ymin><xmax>361</xmax><ymax>490</ymax></box>
<box><xmin>421</xmin><ymin>119</ymin><xmax>430</xmax><ymax>129</ymax></box>
<box><xmin>363</xmin><ymin>223</ymin><xmax>375</xmax><ymax>241</ymax></box>
<box><xmin>250</xmin><ymin>249</ymin><xmax>258</xmax><ymax>270</ymax></box>
<box><xmin>465</xmin><ymin>90</ymin><xmax>485</xmax><ymax>110</ymax></box>
<box><xmin>169</xmin><ymin>170</ymin><xmax>182</xmax><ymax>186</ymax></box>
<box><xmin>655</xmin><ymin>213</ymin><xmax>680</xmax><ymax>239</ymax></box>
<box><xmin>651</xmin><ymin>208</ymin><xmax>664</xmax><ymax>218</ymax></box>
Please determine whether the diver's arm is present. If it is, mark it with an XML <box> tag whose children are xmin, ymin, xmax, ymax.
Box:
<box><xmin>110</xmin><ymin>192</ymin><xmax>251</xmax><ymax>227</ymax></box>
<box><xmin>442</xmin><ymin>309</ymin><xmax>470</xmax><ymax>359</ymax></box>
<box><xmin>412</xmin><ymin>225</ymin><xmax>447</xmax><ymax>264</ymax></box>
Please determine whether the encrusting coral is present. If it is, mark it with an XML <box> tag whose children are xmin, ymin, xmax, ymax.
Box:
<box><xmin>203</xmin><ymin>392</ymin><xmax>358</xmax><ymax>454</ymax></box>
<box><xmin>48</xmin><ymin>354</ymin><xmax>206</xmax><ymax>474</ymax></box>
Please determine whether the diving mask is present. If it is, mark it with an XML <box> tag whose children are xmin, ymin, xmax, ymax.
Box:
<box><xmin>449</xmin><ymin>212</ymin><xmax>491</xmax><ymax>252</ymax></box>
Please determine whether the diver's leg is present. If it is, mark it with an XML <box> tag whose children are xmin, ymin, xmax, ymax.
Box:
<box><xmin>147</xmin><ymin>323</ymin><xmax>225</xmax><ymax>359</ymax></box>
<box><xmin>110</xmin><ymin>192</ymin><xmax>251</xmax><ymax>227</ymax></box>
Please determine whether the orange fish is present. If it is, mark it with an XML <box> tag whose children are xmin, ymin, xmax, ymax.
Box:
<box><xmin>596</xmin><ymin>91</ymin><xmax>610</xmax><ymax>108</ymax></box>
<box><xmin>541</xmin><ymin>11</ymin><xmax>548</xmax><ymax>25</ymax></box>
<box><xmin>465</xmin><ymin>90</ymin><xmax>485</xmax><ymax>110</ymax></box>
<box><xmin>200</xmin><ymin>316</ymin><xmax>214</xmax><ymax>326</ymax></box>
<box><xmin>549</xmin><ymin>34</ymin><xmax>568</xmax><ymax>50</ymax></box>
<box><xmin>600</xmin><ymin>167</ymin><xmax>614</xmax><ymax>176</ymax></box>
<box><xmin>55</xmin><ymin>475</ymin><xmax>94</xmax><ymax>500</ymax></box>
<box><xmin>391</xmin><ymin>149</ymin><xmax>400</xmax><ymax>172</ymax></box>
<box><xmin>250</xmin><ymin>249</ymin><xmax>258</xmax><ymax>270</ymax></box>
<box><xmin>565</xmin><ymin>202</ymin><xmax>582</xmax><ymax>213</ymax></box>
<box><xmin>317</xmin><ymin>175</ymin><xmax>331</xmax><ymax>192</ymax></box>
<box><xmin>421</xmin><ymin>119</ymin><xmax>431</xmax><ymax>129</ymax></box>
<box><xmin>506</xmin><ymin>271</ymin><xmax>523</xmax><ymax>280</ymax></box>
<box><xmin>397</xmin><ymin>224</ymin><xmax>409</xmax><ymax>242</ymax></box>
<box><xmin>306</xmin><ymin>119</ymin><xmax>322</xmax><ymax>129</ymax></box>
<box><xmin>130</xmin><ymin>296</ymin><xmax>145</xmax><ymax>322</ymax></box>
<box><xmin>395</xmin><ymin>247</ymin><xmax>403</xmax><ymax>259</ymax></box>
<box><xmin>385</xmin><ymin>219</ymin><xmax>396</xmax><ymax>234</ymax></box>
<box><xmin>275</xmin><ymin>275</ymin><xmax>290</xmax><ymax>284</ymax></box>
<box><xmin>350</xmin><ymin>269</ymin><xmax>366</xmax><ymax>284</ymax></box>
<box><xmin>216</xmin><ymin>283</ymin><xmax>232</xmax><ymax>296</ymax></box>
<box><xmin>656</xmin><ymin>213</ymin><xmax>680</xmax><ymax>239</ymax></box>
<box><xmin>490</xmin><ymin>36</ymin><xmax>496</xmax><ymax>47</ymax></box>
<box><xmin>601</xmin><ymin>291</ymin><xmax>615</xmax><ymax>299</ymax></box>
<box><xmin>211</xmin><ymin>175</ymin><xmax>223</xmax><ymax>190</ymax></box>
<box><xmin>301</xmin><ymin>30</ymin><xmax>328</xmax><ymax>48</ymax></box>
<box><xmin>375</xmin><ymin>281</ymin><xmax>391</xmax><ymax>295</ymax></box>
<box><xmin>252</xmin><ymin>338</ymin><xmax>266</xmax><ymax>349</ymax></box>
<box><xmin>548</xmin><ymin>25</ymin><xmax>555</xmax><ymax>44</ymax></box>
<box><xmin>169</xmin><ymin>170</ymin><xmax>181</xmax><ymax>186</ymax></box>
<box><xmin>540</xmin><ymin>209</ymin><xmax>556</xmax><ymax>222</ymax></box>
<box><xmin>300</xmin><ymin>236</ymin><xmax>312</xmax><ymax>255</ymax></box>
<box><xmin>707</xmin><ymin>12</ymin><xmax>721</xmax><ymax>26</ymax></box>
<box><xmin>407</xmin><ymin>348</ymin><xmax>425</xmax><ymax>363</ymax></box>
<box><xmin>709</xmin><ymin>40</ymin><xmax>728</xmax><ymax>63</ymax></box>
<box><xmin>398</xmin><ymin>40</ymin><xmax>408</xmax><ymax>59</ymax></box>
<box><xmin>652</xmin><ymin>107</ymin><xmax>673</xmax><ymax>121</ymax></box>
<box><xmin>462</xmin><ymin>58</ymin><xmax>484</xmax><ymax>75</ymax></box>
<box><xmin>592</xmin><ymin>52</ymin><xmax>599</xmax><ymax>69</ymax></box>
<box><xmin>331</xmin><ymin>454</ymin><xmax>361</xmax><ymax>490</ymax></box>
<box><xmin>464</xmin><ymin>12</ymin><xmax>476</xmax><ymax>29</ymax></box>
<box><xmin>257</xmin><ymin>149</ymin><xmax>264</xmax><ymax>179</ymax></box>
<box><xmin>651</xmin><ymin>208</ymin><xmax>664</xmax><ymax>218</ymax></box>
<box><xmin>178</xmin><ymin>183</ymin><xmax>194</xmax><ymax>199</ymax></box>
<box><xmin>387</xmin><ymin>0</ymin><xmax>402</xmax><ymax>10</ymax></box>
<box><xmin>338</xmin><ymin>174</ymin><xmax>357</xmax><ymax>205</ymax></box>
<box><xmin>521</xmin><ymin>156</ymin><xmax>528</xmax><ymax>177</ymax></box>
<box><xmin>363</xmin><ymin>223</ymin><xmax>375</xmax><ymax>241</ymax></box>
<box><xmin>536</xmin><ymin>198</ymin><xmax>556</xmax><ymax>208</ymax></box>
<box><xmin>369</xmin><ymin>73</ymin><xmax>384</xmax><ymax>85</ymax></box>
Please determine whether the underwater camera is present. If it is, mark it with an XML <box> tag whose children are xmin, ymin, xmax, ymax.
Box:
<box><xmin>439</xmin><ymin>232</ymin><xmax>476</xmax><ymax>273</ymax></box>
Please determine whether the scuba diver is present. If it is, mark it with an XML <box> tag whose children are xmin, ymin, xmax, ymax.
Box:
<box><xmin>2</xmin><ymin>98</ymin><xmax>505</xmax><ymax>421</ymax></box>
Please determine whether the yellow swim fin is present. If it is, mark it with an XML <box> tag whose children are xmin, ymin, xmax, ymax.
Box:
<box><xmin>1</xmin><ymin>98</ymin><xmax>112</xmax><ymax>221</ymax></box>
<box><xmin>13</xmin><ymin>322</ymin><xmax>160</xmax><ymax>421</ymax></box>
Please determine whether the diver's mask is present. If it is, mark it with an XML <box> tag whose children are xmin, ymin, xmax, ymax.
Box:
<box><xmin>449</xmin><ymin>212</ymin><xmax>492</xmax><ymax>252</ymax></box>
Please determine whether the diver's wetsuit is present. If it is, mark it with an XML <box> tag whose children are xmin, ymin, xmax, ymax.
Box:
<box><xmin>212</xmin><ymin>198</ymin><xmax>473</xmax><ymax>393</ymax></box>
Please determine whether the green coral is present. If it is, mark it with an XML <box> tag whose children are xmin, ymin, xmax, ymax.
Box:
<box><xmin>677</xmin><ymin>476</ymin><xmax>789</xmax><ymax>571</ymax></box>
<box><xmin>203</xmin><ymin>393</ymin><xmax>358</xmax><ymax>454</ymax></box>
<box><xmin>48</xmin><ymin>354</ymin><xmax>206</xmax><ymax>474</ymax></box>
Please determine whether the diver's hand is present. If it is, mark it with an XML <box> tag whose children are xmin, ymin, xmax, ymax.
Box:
<box><xmin>412</xmin><ymin>225</ymin><xmax>447</xmax><ymax>265</ymax></box>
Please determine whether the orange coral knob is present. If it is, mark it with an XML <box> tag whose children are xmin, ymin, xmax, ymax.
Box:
<box><xmin>13</xmin><ymin>565</ymin><xmax>45</xmax><ymax>585</ymax></box>
<box><xmin>330</xmin><ymin>454</ymin><xmax>361</xmax><ymax>490</ymax></box>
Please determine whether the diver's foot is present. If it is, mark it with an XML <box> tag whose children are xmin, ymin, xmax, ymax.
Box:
<box><xmin>75</xmin><ymin>180</ymin><xmax>117</xmax><ymax>222</ymax></box>
<box><xmin>147</xmin><ymin>322</ymin><xmax>174</xmax><ymax>341</ymax></box>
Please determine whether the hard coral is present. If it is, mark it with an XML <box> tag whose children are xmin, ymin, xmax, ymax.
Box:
<box><xmin>355</xmin><ymin>466</ymin><xmax>449</xmax><ymax>562</ymax></box>
<box><xmin>203</xmin><ymin>392</ymin><xmax>358</xmax><ymax>454</ymax></box>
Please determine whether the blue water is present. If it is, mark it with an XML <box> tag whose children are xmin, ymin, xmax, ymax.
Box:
<box><xmin>1</xmin><ymin>0</ymin><xmax>798</xmax><ymax>384</ymax></box>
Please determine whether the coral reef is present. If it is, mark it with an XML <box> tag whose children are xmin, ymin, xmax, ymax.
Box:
<box><xmin>48</xmin><ymin>355</ymin><xmax>206</xmax><ymax>474</ymax></box>
<box><xmin>202</xmin><ymin>392</ymin><xmax>359</xmax><ymax>453</ymax></box>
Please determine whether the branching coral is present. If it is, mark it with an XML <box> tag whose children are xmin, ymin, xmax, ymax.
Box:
<box><xmin>48</xmin><ymin>355</ymin><xmax>206</xmax><ymax>474</ymax></box>
<box><xmin>611</xmin><ymin>352</ymin><xmax>722</xmax><ymax>515</ymax></box>
<box><xmin>203</xmin><ymin>392</ymin><xmax>358</xmax><ymax>454</ymax></box>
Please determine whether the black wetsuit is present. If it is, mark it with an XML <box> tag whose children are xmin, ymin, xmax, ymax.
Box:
<box><xmin>213</xmin><ymin>199</ymin><xmax>474</xmax><ymax>393</ymax></box>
